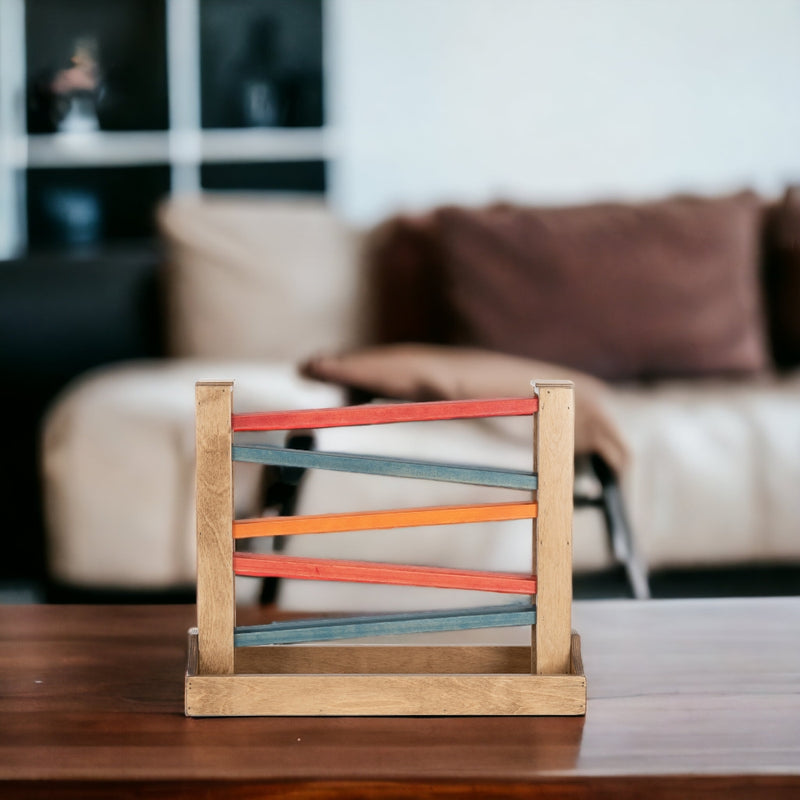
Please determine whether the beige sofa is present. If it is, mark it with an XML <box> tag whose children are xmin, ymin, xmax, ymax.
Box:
<box><xmin>41</xmin><ymin>192</ymin><xmax>800</xmax><ymax>605</ymax></box>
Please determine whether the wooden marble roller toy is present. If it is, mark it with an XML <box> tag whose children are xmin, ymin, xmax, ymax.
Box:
<box><xmin>185</xmin><ymin>380</ymin><xmax>586</xmax><ymax>716</ymax></box>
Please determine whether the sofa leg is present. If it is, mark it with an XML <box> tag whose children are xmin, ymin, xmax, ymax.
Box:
<box><xmin>589</xmin><ymin>454</ymin><xmax>650</xmax><ymax>600</ymax></box>
<box><xmin>258</xmin><ymin>433</ymin><xmax>316</xmax><ymax>604</ymax></box>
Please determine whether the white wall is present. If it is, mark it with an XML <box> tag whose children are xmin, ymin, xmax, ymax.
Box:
<box><xmin>0</xmin><ymin>0</ymin><xmax>26</xmax><ymax>257</ymax></box>
<box><xmin>327</xmin><ymin>0</ymin><xmax>800</xmax><ymax>223</ymax></box>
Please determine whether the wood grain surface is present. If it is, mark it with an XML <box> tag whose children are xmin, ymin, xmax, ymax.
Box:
<box><xmin>533</xmin><ymin>381</ymin><xmax>575</xmax><ymax>675</ymax></box>
<box><xmin>186</xmin><ymin>672</ymin><xmax>586</xmax><ymax>717</ymax></box>
<box><xmin>2</xmin><ymin>599</ymin><xmax>799</xmax><ymax>798</ymax></box>
<box><xmin>194</xmin><ymin>382</ymin><xmax>235</xmax><ymax>675</ymax></box>
<box><xmin>186</xmin><ymin>628</ymin><xmax>583</xmax><ymax>717</ymax></box>
<box><xmin>233</xmin><ymin>642</ymin><xmax>534</xmax><ymax>674</ymax></box>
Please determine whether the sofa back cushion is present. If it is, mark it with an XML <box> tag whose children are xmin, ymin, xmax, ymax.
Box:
<box><xmin>765</xmin><ymin>186</ymin><xmax>800</xmax><ymax>368</ymax></box>
<box><xmin>362</xmin><ymin>213</ymin><xmax>450</xmax><ymax>347</ymax></box>
<box><xmin>430</xmin><ymin>192</ymin><xmax>769</xmax><ymax>381</ymax></box>
<box><xmin>159</xmin><ymin>195</ymin><xmax>363</xmax><ymax>361</ymax></box>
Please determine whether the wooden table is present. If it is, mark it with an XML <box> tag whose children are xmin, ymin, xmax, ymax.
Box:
<box><xmin>1</xmin><ymin>598</ymin><xmax>799</xmax><ymax>798</ymax></box>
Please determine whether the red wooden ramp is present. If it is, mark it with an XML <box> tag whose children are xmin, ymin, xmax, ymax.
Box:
<box><xmin>232</xmin><ymin>396</ymin><xmax>538</xmax><ymax>432</ymax></box>
<box><xmin>233</xmin><ymin>553</ymin><xmax>537</xmax><ymax>595</ymax></box>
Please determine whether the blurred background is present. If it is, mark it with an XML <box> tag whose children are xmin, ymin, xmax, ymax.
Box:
<box><xmin>1</xmin><ymin>0</ymin><xmax>799</xmax><ymax>602</ymax></box>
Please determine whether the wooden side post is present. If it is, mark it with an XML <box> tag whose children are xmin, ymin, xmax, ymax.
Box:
<box><xmin>532</xmin><ymin>381</ymin><xmax>575</xmax><ymax>675</ymax></box>
<box><xmin>195</xmin><ymin>381</ymin><xmax>235</xmax><ymax>675</ymax></box>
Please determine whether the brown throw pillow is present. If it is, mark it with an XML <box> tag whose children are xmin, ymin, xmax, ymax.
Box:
<box><xmin>435</xmin><ymin>192</ymin><xmax>769</xmax><ymax>381</ymax></box>
<box><xmin>301</xmin><ymin>344</ymin><xmax>630</xmax><ymax>473</ymax></box>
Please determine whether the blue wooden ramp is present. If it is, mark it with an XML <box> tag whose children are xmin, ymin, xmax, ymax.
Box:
<box><xmin>234</xmin><ymin>602</ymin><xmax>537</xmax><ymax>646</ymax></box>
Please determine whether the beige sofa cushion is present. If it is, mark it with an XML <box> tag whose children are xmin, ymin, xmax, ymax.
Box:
<box><xmin>278</xmin><ymin>417</ymin><xmax>611</xmax><ymax>612</ymax></box>
<box><xmin>279</xmin><ymin>373</ymin><xmax>800</xmax><ymax>610</ymax></box>
<box><xmin>609</xmin><ymin>372</ymin><xmax>800</xmax><ymax>569</ymax></box>
<box><xmin>158</xmin><ymin>195</ymin><xmax>364</xmax><ymax>361</ymax></box>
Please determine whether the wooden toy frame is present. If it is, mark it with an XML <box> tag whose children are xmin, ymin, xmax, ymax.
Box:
<box><xmin>185</xmin><ymin>380</ymin><xmax>586</xmax><ymax>716</ymax></box>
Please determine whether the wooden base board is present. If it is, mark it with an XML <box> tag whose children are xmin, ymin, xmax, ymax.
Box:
<box><xmin>185</xmin><ymin>629</ymin><xmax>586</xmax><ymax>717</ymax></box>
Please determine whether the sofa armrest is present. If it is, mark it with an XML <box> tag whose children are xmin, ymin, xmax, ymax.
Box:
<box><xmin>606</xmin><ymin>372</ymin><xmax>800</xmax><ymax>570</ymax></box>
<box><xmin>41</xmin><ymin>359</ymin><xmax>344</xmax><ymax>590</ymax></box>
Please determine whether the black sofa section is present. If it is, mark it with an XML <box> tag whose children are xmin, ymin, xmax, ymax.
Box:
<box><xmin>0</xmin><ymin>245</ymin><xmax>164</xmax><ymax>581</ymax></box>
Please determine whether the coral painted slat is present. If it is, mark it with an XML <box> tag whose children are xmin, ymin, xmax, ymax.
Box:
<box><xmin>232</xmin><ymin>396</ymin><xmax>537</xmax><ymax>432</ymax></box>
<box><xmin>233</xmin><ymin>553</ymin><xmax>537</xmax><ymax>595</ymax></box>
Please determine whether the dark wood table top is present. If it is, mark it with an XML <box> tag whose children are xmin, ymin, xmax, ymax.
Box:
<box><xmin>1</xmin><ymin>598</ymin><xmax>799</xmax><ymax>799</ymax></box>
